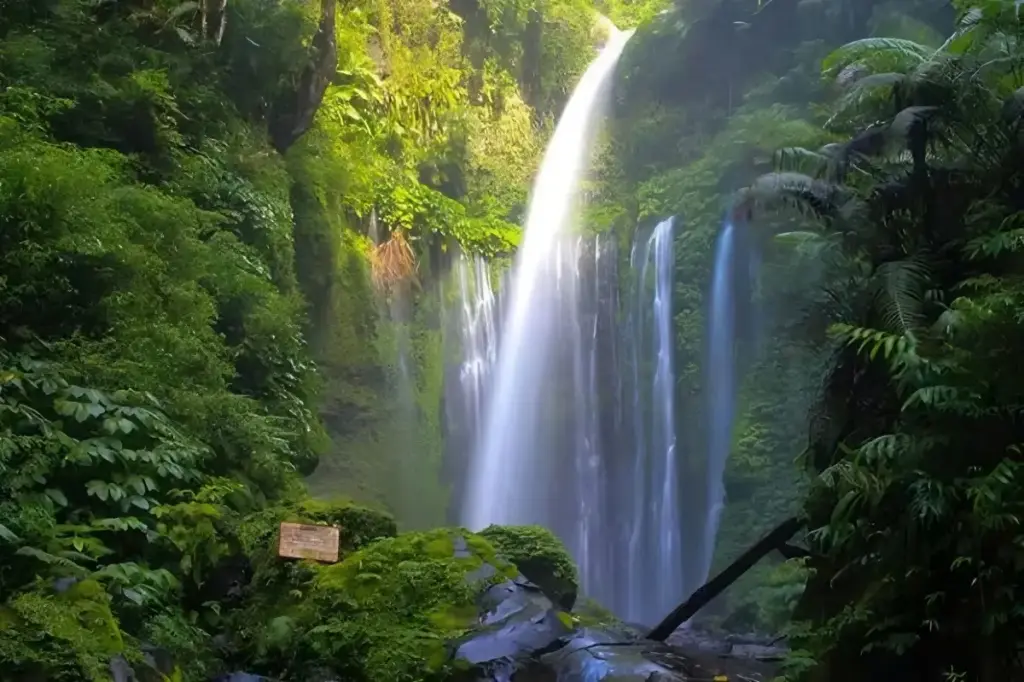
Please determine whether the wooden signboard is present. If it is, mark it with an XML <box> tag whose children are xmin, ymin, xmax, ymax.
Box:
<box><xmin>277</xmin><ymin>522</ymin><xmax>340</xmax><ymax>563</ymax></box>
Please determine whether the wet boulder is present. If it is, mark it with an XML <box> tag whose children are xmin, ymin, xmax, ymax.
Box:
<box><xmin>533</xmin><ymin>627</ymin><xmax>695</xmax><ymax>682</ymax></box>
<box><xmin>451</xmin><ymin>579</ymin><xmax>698</xmax><ymax>682</ymax></box>
<box><xmin>479</xmin><ymin>525</ymin><xmax>579</xmax><ymax>611</ymax></box>
<box><xmin>452</xmin><ymin>575</ymin><xmax>575</xmax><ymax>672</ymax></box>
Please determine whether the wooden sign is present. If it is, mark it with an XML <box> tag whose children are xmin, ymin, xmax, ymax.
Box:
<box><xmin>277</xmin><ymin>522</ymin><xmax>340</xmax><ymax>563</ymax></box>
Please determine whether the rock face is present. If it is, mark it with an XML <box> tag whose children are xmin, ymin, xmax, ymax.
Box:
<box><xmin>449</xmin><ymin>529</ymin><xmax>784</xmax><ymax>682</ymax></box>
<box><xmin>451</xmin><ymin>555</ymin><xmax>697</xmax><ymax>682</ymax></box>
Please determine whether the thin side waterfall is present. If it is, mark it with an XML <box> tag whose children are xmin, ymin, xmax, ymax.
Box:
<box><xmin>464</xmin><ymin>29</ymin><xmax>632</xmax><ymax>531</ymax></box>
<box><xmin>649</xmin><ymin>218</ymin><xmax>683</xmax><ymax>621</ymax></box>
<box><xmin>616</xmin><ymin>217</ymin><xmax>683</xmax><ymax>626</ymax></box>
<box><xmin>703</xmin><ymin>218</ymin><xmax>739</xmax><ymax>582</ymax></box>
<box><xmin>443</xmin><ymin>254</ymin><xmax>502</xmax><ymax>525</ymax></box>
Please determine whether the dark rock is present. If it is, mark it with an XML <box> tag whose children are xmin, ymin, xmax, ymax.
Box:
<box><xmin>109</xmin><ymin>656</ymin><xmax>136</xmax><ymax>682</ymax></box>
<box><xmin>454</xmin><ymin>577</ymin><xmax>573</xmax><ymax>666</ymax></box>
<box><xmin>532</xmin><ymin>628</ymin><xmax>693</xmax><ymax>682</ymax></box>
<box><xmin>452</xmin><ymin>575</ymin><xmax>698</xmax><ymax>682</ymax></box>
<box><xmin>52</xmin><ymin>576</ymin><xmax>79</xmax><ymax>593</ymax></box>
<box><xmin>454</xmin><ymin>535</ymin><xmax>473</xmax><ymax>558</ymax></box>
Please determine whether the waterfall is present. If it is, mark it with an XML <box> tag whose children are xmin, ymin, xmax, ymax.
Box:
<box><xmin>616</xmin><ymin>217</ymin><xmax>684</xmax><ymax>625</ymax></box>
<box><xmin>448</xmin><ymin>26</ymin><xmax>718</xmax><ymax>627</ymax></box>
<box><xmin>649</xmin><ymin>219</ymin><xmax>683</xmax><ymax>622</ymax></box>
<box><xmin>464</xmin><ymin>29</ymin><xmax>632</xmax><ymax>531</ymax></box>
<box><xmin>444</xmin><ymin>254</ymin><xmax>502</xmax><ymax>523</ymax></box>
<box><xmin>703</xmin><ymin>218</ymin><xmax>740</xmax><ymax>582</ymax></box>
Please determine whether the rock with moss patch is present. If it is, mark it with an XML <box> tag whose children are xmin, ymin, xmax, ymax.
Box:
<box><xmin>279</xmin><ymin>528</ymin><xmax>520</xmax><ymax>681</ymax></box>
<box><xmin>235</xmin><ymin>496</ymin><xmax>397</xmax><ymax>559</ymax></box>
<box><xmin>479</xmin><ymin>524</ymin><xmax>579</xmax><ymax>610</ymax></box>
<box><xmin>228</xmin><ymin>497</ymin><xmax>398</xmax><ymax>667</ymax></box>
<box><xmin>0</xmin><ymin>579</ymin><xmax>139</xmax><ymax>681</ymax></box>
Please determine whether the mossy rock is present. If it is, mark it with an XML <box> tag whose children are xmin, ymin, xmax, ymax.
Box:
<box><xmin>479</xmin><ymin>525</ymin><xmax>579</xmax><ymax>610</ymax></box>
<box><xmin>236</xmin><ymin>496</ymin><xmax>397</xmax><ymax>558</ymax></box>
<box><xmin>291</xmin><ymin>528</ymin><xmax>517</xmax><ymax>681</ymax></box>
<box><xmin>229</xmin><ymin>496</ymin><xmax>399</xmax><ymax>664</ymax></box>
<box><xmin>0</xmin><ymin>579</ymin><xmax>136</xmax><ymax>682</ymax></box>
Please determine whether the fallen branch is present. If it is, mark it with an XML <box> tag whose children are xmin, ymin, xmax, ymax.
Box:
<box><xmin>646</xmin><ymin>516</ymin><xmax>805</xmax><ymax>641</ymax></box>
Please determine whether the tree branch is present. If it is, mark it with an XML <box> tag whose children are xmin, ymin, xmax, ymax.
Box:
<box><xmin>646</xmin><ymin>516</ymin><xmax>805</xmax><ymax>641</ymax></box>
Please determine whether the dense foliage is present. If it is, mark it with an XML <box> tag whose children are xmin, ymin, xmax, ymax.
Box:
<box><xmin>6</xmin><ymin>0</ymin><xmax>1024</xmax><ymax>679</ymax></box>
<box><xmin>0</xmin><ymin>0</ymin><xmax>600</xmax><ymax>678</ymax></box>
<box><xmin>746</xmin><ymin>2</ymin><xmax>1024</xmax><ymax>678</ymax></box>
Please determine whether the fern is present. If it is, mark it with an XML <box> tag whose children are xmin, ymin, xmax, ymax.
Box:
<box><xmin>871</xmin><ymin>257</ymin><xmax>931</xmax><ymax>334</ymax></box>
<box><xmin>833</xmin><ymin>72</ymin><xmax>907</xmax><ymax>120</ymax></box>
<box><xmin>823</xmin><ymin>38</ymin><xmax>933</xmax><ymax>77</ymax></box>
<box><xmin>746</xmin><ymin>172</ymin><xmax>847</xmax><ymax>219</ymax></box>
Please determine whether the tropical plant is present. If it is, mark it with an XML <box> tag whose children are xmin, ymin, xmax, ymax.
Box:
<box><xmin>744</xmin><ymin>3</ymin><xmax>1024</xmax><ymax>678</ymax></box>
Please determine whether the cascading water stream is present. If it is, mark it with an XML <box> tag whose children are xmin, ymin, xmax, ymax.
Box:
<box><xmin>703</xmin><ymin>218</ymin><xmax>739</xmax><ymax>583</ymax></box>
<box><xmin>617</xmin><ymin>217</ymin><xmax>684</xmax><ymax>626</ymax></box>
<box><xmin>457</xmin><ymin>255</ymin><xmax>499</xmax><ymax>436</ymax></box>
<box><xmin>464</xmin><ymin>29</ymin><xmax>632</xmax><ymax>531</ymax></box>
<box><xmin>648</xmin><ymin>218</ymin><xmax>683</xmax><ymax>622</ymax></box>
<box><xmin>443</xmin><ymin>254</ymin><xmax>502</xmax><ymax>525</ymax></box>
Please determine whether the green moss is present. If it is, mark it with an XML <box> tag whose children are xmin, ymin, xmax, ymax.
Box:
<box><xmin>294</xmin><ymin>528</ymin><xmax>513</xmax><ymax>681</ymax></box>
<box><xmin>479</xmin><ymin>525</ymin><xmax>580</xmax><ymax>610</ymax></box>
<box><xmin>0</xmin><ymin>580</ymin><xmax>137</xmax><ymax>681</ymax></box>
<box><xmin>236</xmin><ymin>495</ymin><xmax>397</xmax><ymax>558</ymax></box>
<box><xmin>573</xmin><ymin>596</ymin><xmax>620</xmax><ymax>628</ymax></box>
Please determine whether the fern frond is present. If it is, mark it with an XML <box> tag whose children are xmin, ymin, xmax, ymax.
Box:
<box><xmin>746</xmin><ymin>172</ymin><xmax>846</xmax><ymax>218</ymax></box>
<box><xmin>833</xmin><ymin>72</ymin><xmax>907</xmax><ymax>120</ymax></box>
<box><xmin>773</xmin><ymin>147</ymin><xmax>831</xmax><ymax>176</ymax></box>
<box><xmin>857</xmin><ymin>434</ymin><xmax>912</xmax><ymax>465</ymax></box>
<box><xmin>15</xmin><ymin>546</ymin><xmax>89</xmax><ymax>575</ymax></box>
<box><xmin>965</xmin><ymin>227</ymin><xmax>1024</xmax><ymax>260</ymax></box>
<box><xmin>871</xmin><ymin>257</ymin><xmax>931</xmax><ymax>333</ymax></box>
<box><xmin>830</xmin><ymin>323</ymin><xmax>910</xmax><ymax>362</ymax></box>
<box><xmin>823</xmin><ymin>38</ymin><xmax>933</xmax><ymax>78</ymax></box>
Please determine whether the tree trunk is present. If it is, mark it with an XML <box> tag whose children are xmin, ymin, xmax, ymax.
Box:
<box><xmin>646</xmin><ymin>516</ymin><xmax>805</xmax><ymax>641</ymax></box>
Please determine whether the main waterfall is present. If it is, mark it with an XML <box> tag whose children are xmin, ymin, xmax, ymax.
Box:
<box><xmin>463</xmin><ymin>29</ymin><xmax>632</xmax><ymax>532</ymax></box>
<box><xmin>446</xmin><ymin>26</ymin><xmax>712</xmax><ymax>627</ymax></box>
